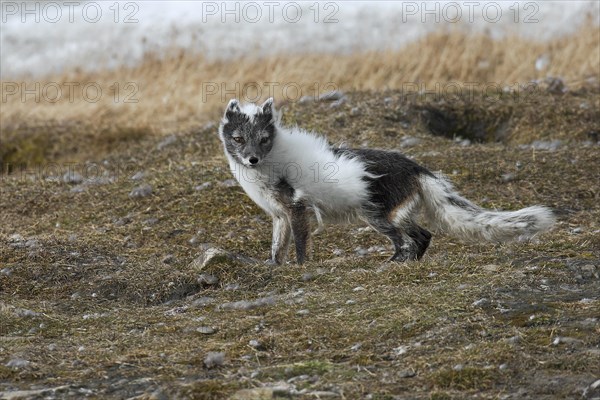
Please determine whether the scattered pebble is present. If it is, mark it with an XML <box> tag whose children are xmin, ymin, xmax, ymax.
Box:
<box><xmin>224</xmin><ymin>283</ymin><xmax>240</xmax><ymax>291</ymax></box>
<box><xmin>501</xmin><ymin>173</ymin><xmax>516</xmax><ymax>183</ymax></box>
<box><xmin>162</xmin><ymin>254</ymin><xmax>175</xmax><ymax>264</ymax></box>
<box><xmin>482</xmin><ymin>264</ymin><xmax>499</xmax><ymax>272</ymax></box>
<box><xmin>350</xmin><ymin>107</ymin><xmax>360</xmax><ymax>116</ymax></box>
<box><xmin>400</xmin><ymin>137</ymin><xmax>420</xmax><ymax>148</ymax></box>
<box><xmin>249</xmin><ymin>339</ymin><xmax>265</xmax><ymax>350</ymax></box>
<box><xmin>472</xmin><ymin>298</ymin><xmax>490</xmax><ymax>307</ymax></box>
<box><xmin>530</xmin><ymin>139</ymin><xmax>563</xmax><ymax>151</ymax></box>
<box><xmin>220</xmin><ymin>296</ymin><xmax>276</xmax><ymax>311</ymax></box>
<box><xmin>203</xmin><ymin>352</ymin><xmax>225</xmax><ymax>369</ymax></box>
<box><xmin>332</xmin><ymin>248</ymin><xmax>344</xmax><ymax>256</ymax></box>
<box><xmin>130</xmin><ymin>171</ymin><xmax>145</xmax><ymax>181</ymax></box>
<box><xmin>219</xmin><ymin>179</ymin><xmax>238</xmax><ymax>187</ymax></box>
<box><xmin>355</xmin><ymin>247</ymin><xmax>368</xmax><ymax>256</ymax></box>
<box><xmin>194</xmin><ymin>182</ymin><xmax>212</xmax><ymax>191</ymax></box>
<box><xmin>15</xmin><ymin>308</ymin><xmax>41</xmax><ymax>317</ymax></box>
<box><xmin>63</xmin><ymin>171</ymin><xmax>83</xmax><ymax>184</ymax></box>
<box><xmin>350</xmin><ymin>343</ymin><xmax>362</xmax><ymax>351</ymax></box>
<box><xmin>191</xmin><ymin>297</ymin><xmax>215</xmax><ymax>308</ymax></box>
<box><xmin>1</xmin><ymin>267</ymin><xmax>13</xmax><ymax>276</ymax></box>
<box><xmin>318</xmin><ymin>90</ymin><xmax>345</xmax><ymax>102</ymax></box>
<box><xmin>197</xmin><ymin>326</ymin><xmax>216</xmax><ymax>335</ymax></box>
<box><xmin>157</xmin><ymin>135</ymin><xmax>177</xmax><ymax>150</ymax></box>
<box><xmin>5</xmin><ymin>358</ymin><xmax>30</xmax><ymax>368</ymax></box>
<box><xmin>552</xmin><ymin>336</ymin><xmax>584</xmax><ymax>346</ymax></box>
<box><xmin>197</xmin><ymin>273</ymin><xmax>219</xmax><ymax>286</ymax></box>
<box><xmin>296</xmin><ymin>309</ymin><xmax>310</xmax><ymax>316</ymax></box>
<box><xmin>129</xmin><ymin>184</ymin><xmax>153</xmax><ymax>198</ymax></box>
<box><xmin>330</xmin><ymin>97</ymin><xmax>347</xmax><ymax>108</ymax></box>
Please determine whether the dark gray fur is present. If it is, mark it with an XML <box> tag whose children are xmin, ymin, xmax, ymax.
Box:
<box><xmin>335</xmin><ymin>148</ymin><xmax>435</xmax><ymax>261</ymax></box>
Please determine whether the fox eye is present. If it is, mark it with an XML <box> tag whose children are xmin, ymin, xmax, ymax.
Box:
<box><xmin>260</xmin><ymin>137</ymin><xmax>270</xmax><ymax>144</ymax></box>
<box><xmin>233</xmin><ymin>137</ymin><xmax>245</xmax><ymax>144</ymax></box>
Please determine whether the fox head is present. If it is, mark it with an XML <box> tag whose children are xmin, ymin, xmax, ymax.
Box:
<box><xmin>219</xmin><ymin>97</ymin><xmax>278</xmax><ymax>167</ymax></box>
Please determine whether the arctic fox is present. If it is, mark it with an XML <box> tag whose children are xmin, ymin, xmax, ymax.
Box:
<box><xmin>218</xmin><ymin>98</ymin><xmax>555</xmax><ymax>265</ymax></box>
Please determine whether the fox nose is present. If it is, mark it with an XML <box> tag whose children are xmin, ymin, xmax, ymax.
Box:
<box><xmin>249</xmin><ymin>157</ymin><xmax>259</xmax><ymax>165</ymax></box>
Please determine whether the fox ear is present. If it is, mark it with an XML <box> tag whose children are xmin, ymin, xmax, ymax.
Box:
<box><xmin>261</xmin><ymin>97</ymin><xmax>275</xmax><ymax>117</ymax></box>
<box><xmin>225</xmin><ymin>99</ymin><xmax>241</xmax><ymax>118</ymax></box>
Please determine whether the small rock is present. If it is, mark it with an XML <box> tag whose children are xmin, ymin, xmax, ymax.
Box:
<box><xmin>296</xmin><ymin>309</ymin><xmax>310</xmax><ymax>316</ymax></box>
<box><xmin>203</xmin><ymin>352</ymin><xmax>225</xmax><ymax>369</ymax></box>
<box><xmin>130</xmin><ymin>171</ymin><xmax>145</xmax><ymax>181</ymax></box>
<box><xmin>300</xmin><ymin>95</ymin><xmax>317</xmax><ymax>104</ymax></box>
<box><xmin>355</xmin><ymin>247</ymin><xmax>368</xmax><ymax>256</ymax></box>
<box><xmin>329</xmin><ymin>97</ymin><xmax>347</xmax><ymax>108</ymax></box>
<box><xmin>9</xmin><ymin>233</ymin><xmax>24</xmax><ymax>242</ymax></box>
<box><xmin>5</xmin><ymin>358</ymin><xmax>30</xmax><ymax>368</ymax></box>
<box><xmin>552</xmin><ymin>336</ymin><xmax>583</xmax><ymax>346</ymax></box>
<box><xmin>1</xmin><ymin>267</ymin><xmax>12</xmax><ymax>276</ymax></box>
<box><xmin>197</xmin><ymin>326</ymin><xmax>216</xmax><ymax>335</ymax></box>
<box><xmin>129</xmin><ymin>184</ymin><xmax>153</xmax><ymax>198</ymax></box>
<box><xmin>383</xmin><ymin>97</ymin><xmax>393</xmax><ymax>106</ymax></box>
<box><xmin>350</xmin><ymin>343</ymin><xmax>362</xmax><ymax>351</ymax></box>
<box><xmin>352</xmin><ymin>286</ymin><xmax>365</xmax><ymax>292</ymax></box>
<box><xmin>198</xmin><ymin>273</ymin><xmax>219</xmax><ymax>286</ymax></box>
<box><xmin>162</xmin><ymin>254</ymin><xmax>175</xmax><ymax>264</ymax></box>
<box><xmin>350</xmin><ymin>107</ymin><xmax>360</xmax><ymax>116</ymax></box>
<box><xmin>482</xmin><ymin>264</ymin><xmax>499</xmax><ymax>272</ymax></box>
<box><xmin>224</xmin><ymin>283</ymin><xmax>240</xmax><ymax>291</ymax></box>
<box><xmin>398</xmin><ymin>369</ymin><xmax>416</xmax><ymax>378</ymax></box>
<box><xmin>530</xmin><ymin>140</ymin><xmax>562</xmax><ymax>151</ymax></box>
<box><xmin>472</xmin><ymin>298</ymin><xmax>490</xmax><ymax>307</ymax></box>
<box><xmin>15</xmin><ymin>308</ymin><xmax>40</xmax><ymax>317</ymax></box>
<box><xmin>63</xmin><ymin>171</ymin><xmax>83</xmax><ymax>184</ymax></box>
<box><xmin>301</xmin><ymin>272</ymin><xmax>315</xmax><ymax>282</ymax></box>
<box><xmin>220</xmin><ymin>179</ymin><xmax>238</xmax><ymax>188</ymax></box>
<box><xmin>143</xmin><ymin>217</ymin><xmax>159</xmax><ymax>226</ymax></box>
<box><xmin>505</xmin><ymin>335</ymin><xmax>521</xmax><ymax>344</ymax></box>
<box><xmin>318</xmin><ymin>90</ymin><xmax>345</xmax><ymax>102</ymax></box>
<box><xmin>249</xmin><ymin>339</ymin><xmax>265</xmax><ymax>350</ymax></box>
<box><xmin>570</xmin><ymin>227</ymin><xmax>583</xmax><ymax>234</ymax></box>
<box><xmin>332</xmin><ymin>248</ymin><xmax>344</xmax><ymax>256</ymax></box>
<box><xmin>400</xmin><ymin>137</ymin><xmax>420</xmax><ymax>148</ymax></box>
<box><xmin>157</xmin><ymin>135</ymin><xmax>177</xmax><ymax>150</ymax></box>
<box><xmin>48</xmin><ymin>343</ymin><xmax>57</xmax><ymax>351</ymax></box>
<box><xmin>220</xmin><ymin>296</ymin><xmax>276</xmax><ymax>311</ymax></box>
<box><xmin>191</xmin><ymin>297</ymin><xmax>215</xmax><ymax>308</ymax></box>
<box><xmin>190</xmin><ymin>247</ymin><xmax>256</xmax><ymax>270</ymax></box>
<box><xmin>453</xmin><ymin>364</ymin><xmax>464</xmax><ymax>371</ymax></box>
<box><xmin>195</xmin><ymin>182</ymin><xmax>212</xmax><ymax>191</ymax></box>
<box><xmin>501</xmin><ymin>173</ymin><xmax>516</xmax><ymax>183</ymax></box>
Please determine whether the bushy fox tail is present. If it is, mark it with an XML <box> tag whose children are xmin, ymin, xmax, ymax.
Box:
<box><xmin>419</xmin><ymin>173</ymin><xmax>555</xmax><ymax>242</ymax></box>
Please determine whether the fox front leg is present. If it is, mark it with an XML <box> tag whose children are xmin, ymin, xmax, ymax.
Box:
<box><xmin>290</xmin><ymin>201</ymin><xmax>310</xmax><ymax>265</ymax></box>
<box><xmin>270</xmin><ymin>216</ymin><xmax>292</xmax><ymax>265</ymax></box>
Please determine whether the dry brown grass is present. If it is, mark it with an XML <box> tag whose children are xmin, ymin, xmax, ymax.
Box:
<box><xmin>1</xmin><ymin>21</ymin><xmax>598</xmax><ymax>134</ymax></box>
